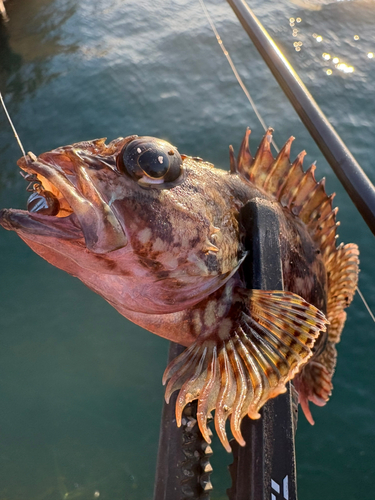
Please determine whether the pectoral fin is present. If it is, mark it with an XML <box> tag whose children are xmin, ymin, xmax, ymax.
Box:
<box><xmin>163</xmin><ymin>289</ymin><xmax>328</xmax><ymax>452</ymax></box>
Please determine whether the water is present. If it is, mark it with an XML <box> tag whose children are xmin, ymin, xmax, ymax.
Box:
<box><xmin>0</xmin><ymin>0</ymin><xmax>374</xmax><ymax>498</ymax></box>
<box><xmin>290</xmin><ymin>0</ymin><xmax>359</xmax><ymax>11</ymax></box>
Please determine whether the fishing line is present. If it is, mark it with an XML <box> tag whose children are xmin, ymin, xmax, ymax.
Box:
<box><xmin>198</xmin><ymin>0</ymin><xmax>375</xmax><ymax>323</ymax></box>
<box><xmin>198</xmin><ymin>0</ymin><xmax>279</xmax><ymax>153</ymax></box>
<box><xmin>357</xmin><ymin>287</ymin><xmax>375</xmax><ymax>323</ymax></box>
<box><xmin>0</xmin><ymin>92</ymin><xmax>28</xmax><ymax>162</ymax></box>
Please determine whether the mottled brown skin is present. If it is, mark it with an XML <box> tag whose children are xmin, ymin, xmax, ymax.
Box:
<box><xmin>0</xmin><ymin>137</ymin><xmax>326</xmax><ymax>352</ymax></box>
<box><xmin>0</xmin><ymin>133</ymin><xmax>341</xmax><ymax>448</ymax></box>
<box><xmin>0</xmin><ymin>139</ymin><xmax>326</xmax><ymax>345</ymax></box>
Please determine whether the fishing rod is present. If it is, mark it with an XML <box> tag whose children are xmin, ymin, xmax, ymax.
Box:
<box><xmin>227</xmin><ymin>0</ymin><xmax>375</xmax><ymax>237</ymax></box>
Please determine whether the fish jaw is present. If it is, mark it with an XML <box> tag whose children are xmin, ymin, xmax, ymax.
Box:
<box><xmin>0</xmin><ymin>209</ymin><xmax>83</xmax><ymax>241</ymax></box>
<box><xmin>12</xmin><ymin>142</ymin><xmax>129</xmax><ymax>254</ymax></box>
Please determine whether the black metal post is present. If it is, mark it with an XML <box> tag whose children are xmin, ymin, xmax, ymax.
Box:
<box><xmin>154</xmin><ymin>199</ymin><xmax>297</xmax><ymax>500</ymax></box>
<box><xmin>227</xmin><ymin>0</ymin><xmax>375</xmax><ymax>236</ymax></box>
<box><xmin>153</xmin><ymin>343</ymin><xmax>213</xmax><ymax>500</ymax></box>
<box><xmin>227</xmin><ymin>198</ymin><xmax>297</xmax><ymax>500</ymax></box>
<box><xmin>153</xmin><ymin>197</ymin><xmax>298</xmax><ymax>499</ymax></box>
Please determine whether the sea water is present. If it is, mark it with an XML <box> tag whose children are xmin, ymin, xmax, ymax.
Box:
<box><xmin>0</xmin><ymin>0</ymin><xmax>374</xmax><ymax>498</ymax></box>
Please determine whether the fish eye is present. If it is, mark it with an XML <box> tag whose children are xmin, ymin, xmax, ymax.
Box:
<box><xmin>118</xmin><ymin>137</ymin><xmax>183</xmax><ymax>185</ymax></box>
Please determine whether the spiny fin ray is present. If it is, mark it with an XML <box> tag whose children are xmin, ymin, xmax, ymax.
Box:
<box><xmin>293</xmin><ymin>242</ymin><xmax>358</xmax><ymax>424</ymax></box>
<box><xmin>234</xmin><ymin>128</ymin><xmax>360</xmax><ymax>424</ymax></box>
<box><xmin>325</xmin><ymin>243</ymin><xmax>359</xmax><ymax>343</ymax></box>
<box><xmin>236</xmin><ymin>129</ymin><xmax>340</xmax><ymax>259</ymax></box>
<box><xmin>163</xmin><ymin>290</ymin><xmax>328</xmax><ymax>451</ymax></box>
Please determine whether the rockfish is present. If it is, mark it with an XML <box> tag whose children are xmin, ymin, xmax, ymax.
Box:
<box><xmin>0</xmin><ymin>129</ymin><xmax>359</xmax><ymax>451</ymax></box>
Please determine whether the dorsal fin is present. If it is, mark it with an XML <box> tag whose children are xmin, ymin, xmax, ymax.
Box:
<box><xmin>229</xmin><ymin>145</ymin><xmax>238</xmax><ymax>174</ymax></box>
<box><xmin>237</xmin><ymin>128</ymin><xmax>253</xmax><ymax>177</ymax></box>
<box><xmin>263</xmin><ymin>136</ymin><xmax>294</xmax><ymax>195</ymax></box>
<box><xmin>236</xmin><ymin>128</ymin><xmax>359</xmax><ymax>423</ymax></box>
<box><xmin>247</xmin><ymin>128</ymin><xmax>274</xmax><ymax>185</ymax></box>
<box><xmin>236</xmin><ymin>128</ymin><xmax>341</xmax><ymax>264</ymax></box>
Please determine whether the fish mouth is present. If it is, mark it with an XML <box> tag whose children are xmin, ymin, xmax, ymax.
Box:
<box><xmin>0</xmin><ymin>137</ymin><xmax>133</xmax><ymax>254</ymax></box>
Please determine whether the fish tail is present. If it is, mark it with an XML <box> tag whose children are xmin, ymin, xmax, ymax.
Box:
<box><xmin>294</xmin><ymin>343</ymin><xmax>336</xmax><ymax>425</ymax></box>
<box><xmin>326</xmin><ymin>243</ymin><xmax>359</xmax><ymax>342</ymax></box>
<box><xmin>295</xmin><ymin>243</ymin><xmax>359</xmax><ymax>422</ymax></box>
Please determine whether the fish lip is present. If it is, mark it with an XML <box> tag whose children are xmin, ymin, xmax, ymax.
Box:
<box><xmin>2</xmin><ymin>147</ymin><xmax>128</xmax><ymax>253</ymax></box>
<box><xmin>0</xmin><ymin>208</ymin><xmax>84</xmax><ymax>240</ymax></box>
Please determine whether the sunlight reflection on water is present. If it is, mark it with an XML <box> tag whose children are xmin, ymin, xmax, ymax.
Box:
<box><xmin>0</xmin><ymin>0</ymin><xmax>374</xmax><ymax>499</ymax></box>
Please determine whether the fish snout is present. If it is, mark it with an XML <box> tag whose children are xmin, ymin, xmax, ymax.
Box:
<box><xmin>14</xmin><ymin>151</ymin><xmax>128</xmax><ymax>254</ymax></box>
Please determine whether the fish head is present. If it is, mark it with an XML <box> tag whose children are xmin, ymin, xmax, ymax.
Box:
<box><xmin>0</xmin><ymin>135</ymin><xmax>245</xmax><ymax>314</ymax></box>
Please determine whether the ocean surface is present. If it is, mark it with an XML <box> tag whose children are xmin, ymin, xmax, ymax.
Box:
<box><xmin>0</xmin><ymin>0</ymin><xmax>374</xmax><ymax>498</ymax></box>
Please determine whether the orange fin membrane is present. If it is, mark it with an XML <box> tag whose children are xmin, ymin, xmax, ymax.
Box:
<box><xmin>295</xmin><ymin>243</ymin><xmax>359</xmax><ymax>423</ymax></box>
<box><xmin>236</xmin><ymin>128</ymin><xmax>339</xmax><ymax>259</ymax></box>
<box><xmin>163</xmin><ymin>290</ymin><xmax>328</xmax><ymax>452</ymax></box>
<box><xmin>325</xmin><ymin>243</ymin><xmax>359</xmax><ymax>343</ymax></box>
<box><xmin>236</xmin><ymin>128</ymin><xmax>359</xmax><ymax>423</ymax></box>
<box><xmin>294</xmin><ymin>343</ymin><xmax>337</xmax><ymax>425</ymax></box>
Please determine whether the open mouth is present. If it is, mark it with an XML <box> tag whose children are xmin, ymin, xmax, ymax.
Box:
<box><xmin>0</xmin><ymin>152</ymin><xmax>83</xmax><ymax>240</ymax></box>
<box><xmin>22</xmin><ymin>154</ymin><xmax>75</xmax><ymax>219</ymax></box>
<box><xmin>0</xmin><ymin>141</ymin><xmax>129</xmax><ymax>254</ymax></box>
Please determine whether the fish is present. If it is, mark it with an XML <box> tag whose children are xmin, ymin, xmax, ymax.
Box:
<box><xmin>0</xmin><ymin>128</ymin><xmax>359</xmax><ymax>452</ymax></box>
